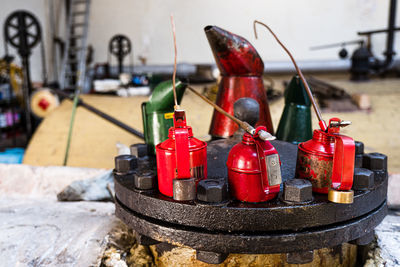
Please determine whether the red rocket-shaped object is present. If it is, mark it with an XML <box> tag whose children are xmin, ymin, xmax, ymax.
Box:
<box><xmin>205</xmin><ymin>25</ymin><xmax>274</xmax><ymax>138</ymax></box>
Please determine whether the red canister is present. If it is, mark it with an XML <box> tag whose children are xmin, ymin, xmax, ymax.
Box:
<box><xmin>227</xmin><ymin>127</ymin><xmax>282</xmax><ymax>202</ymax></box>
<box><xmin>156</xmin><ymin>110</ymin><xmax>207</xmax><ymax>197</ymax></box>
<box><xmin>296</xmin><ymin>118</ymin><xmax>355</xmax><ymax>194</ymax></box>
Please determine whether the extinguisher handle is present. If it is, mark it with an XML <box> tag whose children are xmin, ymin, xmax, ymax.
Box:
<box><xmin>331</xmin><ymin>134</ymin><xmax>355</xmax><ymax>190</ymax></box>
<box><xmin>253</xmin><ymin>127</ymin><xmax>282</xmax><ymax>193</ymax></box>
<box><xmin>175</xmin><ymin>128</ymin><xmax>191</xmax><ymax>178</ymax></box>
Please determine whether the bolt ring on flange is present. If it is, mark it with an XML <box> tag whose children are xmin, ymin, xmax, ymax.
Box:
<box><xmin>115</xmin><ymin>140</ymin><xmax>388</xmax><ymax>233</ymax></box>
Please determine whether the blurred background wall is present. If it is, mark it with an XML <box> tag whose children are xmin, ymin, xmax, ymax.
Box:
<box><xmin>1</xmin><ymin>0</ymin><xmax>398</xmax><ymax>81</ymax></box>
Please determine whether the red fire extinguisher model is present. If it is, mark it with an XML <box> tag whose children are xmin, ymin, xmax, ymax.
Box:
<box><xmin>227</xmin><ymin>126</ymin><xmax>282</xmax><ymax>202</ymax></box>
<box><xmin>296</xmin><ymin>118</ymin><xmax>355</xmax><ymax>203</ymax></box>
<box><xmin>156</xmin><ymin>110</ymin><xmax>207</xmax><ymax>197</ymax></box>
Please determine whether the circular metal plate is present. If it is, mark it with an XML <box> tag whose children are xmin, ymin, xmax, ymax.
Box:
<box><xmin>114</xmin><ymin>139</ymin><xmax>388</xmax><ymax>232</ymax></box>
<box><xmin>115</xmin><ymin>198</ymin><xmax>387</xmax><ymax>254</ymax></box>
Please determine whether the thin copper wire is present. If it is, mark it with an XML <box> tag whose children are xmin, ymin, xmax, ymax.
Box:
<box><xmin>253</xmin><ymin>20</ymin><xmax>327</xmax><ymax>130</ymax></box>
<box><xmin>170</xmin><ymin>14</ymin><xmax>179</xmax><ymax>109</ymax></box>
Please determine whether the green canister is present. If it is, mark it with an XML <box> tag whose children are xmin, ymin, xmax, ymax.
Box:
<box><xmin>142</xmin><ymin>80</ymin><xmax>186</xmax><ymax>154</ymax></box>
<box><xmin>276</xmin><ymin>75</ymin><xmax>312</xmax><ymax>144</ymax></box>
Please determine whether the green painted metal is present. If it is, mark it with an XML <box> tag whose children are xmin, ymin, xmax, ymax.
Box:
<box><xmin>276</xmin><ymin>75</ymin><xmax>312</xmax><ymax>144</ymax></box>
<box><xmin>142</xmin><ymin>80</ymin><xmax>186</xmax><ymax>154</ymax></box>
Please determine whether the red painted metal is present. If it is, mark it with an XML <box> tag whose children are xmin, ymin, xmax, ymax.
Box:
<box><xmin>227</xmin><ymin>126</ymin><xmax>281</xmax><ymax>202</ymax></box>
<box><xmin>38</xmin><ymin>98</ymin><xmax>50</xmax><ymax>110</ymax></box>
<box><xmin>156</xmin><ymin>110</ymin><xmax>207</xmax><ymax>197</ymax></box>
<box><xmin>296</xmin><ymin>118</ymin><xmax>355</xmax><ymax>194</ymax></box>
<box><xmin>205</xmin><ymin>25</ymin><xmax>274</xmax><ymax>138</ymax></box>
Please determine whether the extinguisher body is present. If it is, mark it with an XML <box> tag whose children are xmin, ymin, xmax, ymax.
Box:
<box><xmin>296</xmin><ymin>118</ymin><xmax>355</xmax><ymax>194</ymax></box>
<box><xmin>156</xmin><ymin>111</ymin><xmax>207</xmax><ymax>197</ymax></box>
<box><xmin>227</xmin><ymin>128</ymin><xmax>281</xmax><ymax>202</ymax></box>
<box><xmin>205</xmin><ymin>25</ymin><xmax>274</xmax><ymax>138</ymax></box>
<box><xmin>296</xmin><ymin>130</ymin><xmax>335</xmax><ymax>193</ymax></box>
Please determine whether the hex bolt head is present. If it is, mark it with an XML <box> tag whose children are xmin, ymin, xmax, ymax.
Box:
<box><xmin>115</xmin><ymin>155</ymin><xmax>137</xmax><ymax>174</ymax></box>
<box><xmin>354</xmin><ymin>141</ymin><xmax>364</xmax><ymax>155</ymax></box>
<box><xmin>197</xmin><ymin>179</ymin><xmax>228</xmax><ymax>203</ymax></box>
<box><xmin>286</xmin><ymin>251</ymin><xmax>314</xmax><ymax>264</ymax></box>
<box><xmin>135</xmin><ymin>232</ymin><xmax>160</xmax><ymax>246</ymax></box>
<box><xmin>173</xmin><ymin>178</ymin><xmax>196</xmax><ymax>201</ymax></box>
<box><xmin>363</xmin><ymin>152</ymin><xmax>388</xmax><ymax>171</ymax></box>
<box><xmin>283</xmin><ymin>179</ymin><xmax>313</xmax><ymax>203</ymax></box>
<box><xmin>353</xmin><ymin>168</ymin><xmax>374</xmax><ymax>191</ymax></box>
<box><xmin>134</xmin><ymin>170</ymin><xmax>156</xmax><ymax>190</ymax></box>
<box><xmin>130</xmin><ymin>143</ymin><xmax>149</xmax><ymax>158</ymax></box>
<box><xmin>355</xmin><ymin>154</ymin><xmax>363</xmax><ymax>168</ymax></box>
<box><xmin>196</xmin><ymin>250</ymin><xmax>228</xmax><ymax>264</ymax></box>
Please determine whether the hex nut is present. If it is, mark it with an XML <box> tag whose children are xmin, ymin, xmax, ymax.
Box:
<box><xmin>354</xmin><ymin>141</ymin><xmax>364</xmax><ymax>155</ymax></box>
<box><xmin>134</xmin><ymin>170</ymin><xmax>156</xmax><ymax>190</ymax></box>
<box><xmin>173</xmin><ymin>178</ymin><xmax>196</xmax><ymax>201</ymax></box>
<box><xmin>135</xmin><ymin>232</ymin><xmax>160</xmax><ymax>246</ymax></box>
<box><xmin>355</xmin><ymin>155</ymin><xmax>363</xmax><ymax>168</ymax></box>
<box><xmin>349</xmin><ymin>231</ymin><xmax>375</xmax><ymax>246</ymax></box>
<box><xmin>353</xmin><ymin>168</ymin><xmax>374</xmax><ymax>191</ymax></box>
<box><xmin>363</xmin><ymin>152</ymin><xmax>388</xmax><ymax>171</ymax></box>
<box><xmin>115</xmin><ymin>155</ymin><xmax>137</xmax><ymax>174</ymax></box>
<box><xmin>283</xmin><ymin>179</ymin><xmax>313</xmax><ymax>203</ymax></box>
<box><xmin>130</xmin><ymin>143</ymin><xmax>149</xmax><ymax>158</ymax></box>
<box><xmin>197</xmin><ymin>179</ymin><xmax>228</xmax><ymax>203</ymax></box>
<box><xmin>196</xmin><ymin>250</ymin><xmax>228</xmax><ymax>264</ymax></box>
<box><xmin>286</xmin><ymin>251</ymin><xmax>314</xmax><ymax>264</ymax></box>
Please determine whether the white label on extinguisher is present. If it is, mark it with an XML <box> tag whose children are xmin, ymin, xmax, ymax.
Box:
<box><xmin>266</xmin><ymin>154</ymin><xmax>282</xmax><ymax>186</ymax></box>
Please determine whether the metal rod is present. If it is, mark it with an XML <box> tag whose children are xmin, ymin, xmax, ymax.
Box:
<box><xmin>358</xmin><ymin>27</ymin><xmax>400</xmax><ymax>36</ymax></box>
<box><xmin>186</xmin><ymin>86</ymin><xmax>274</xmax><ymax>141</ymax></box>
<box><xmin>384</xmin><ymin>0</ymin><xmax>397</xmax><ymax>68</ymax></box>
<box><xmin>310</xmin><ymin>40</ymin><xmax>364</xmax><ymax>50</ymax></box>
<box><xmin>253</xmin><ymin>20</ymin><xmax>327</xmax><ymax>131</ymax></box>
<box><xmin>170</xmin><ymin>14</ymin><xmax>179</xmax><ymax>109</ymax></box>
<box><xmin>52</xmin><ymin>89</ymin><xmax>144</xmax><ymax>139</ymax></box>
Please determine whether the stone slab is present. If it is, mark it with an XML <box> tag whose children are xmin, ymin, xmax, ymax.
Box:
<box><xmin>0</xmin><ymin>197</ymin><xmax>117</xmax><ymax>267</ymax></box>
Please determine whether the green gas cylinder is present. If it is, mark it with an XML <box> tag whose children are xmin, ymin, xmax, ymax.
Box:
<box><xmin>142</xmin><ymin>80</ymin><xmax>186</xmax><ymax>154</ymax></box>
<box><xmin>276</xmin><ymin>75</ymin><xmax>312</xmax><ymax>144</ymax></box>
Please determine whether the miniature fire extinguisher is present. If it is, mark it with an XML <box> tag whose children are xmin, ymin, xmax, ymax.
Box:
<box><xmin>156</xmin><ymin>110</ymin><xmax>207</xmax><ymax>197</ymax></box>
<box><xmin>296</xmin><ymin>118</ymin><xmax>355</xmax><ymax>203</ymax></box>
<box><xmin>253</xmin><ymin>20</ymin><xmax>356</xmax><ymax>203</ymax></box>
<box><xmin>227</xmin><ymin>126</ymin><xmax>282</xmax><ymax>202</ymax></box>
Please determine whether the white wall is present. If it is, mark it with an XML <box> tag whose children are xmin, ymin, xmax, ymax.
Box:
<box><xmin>1</xmin><ymin>0</ymin><xmax>399</xmax><ymax>81</ymax></box>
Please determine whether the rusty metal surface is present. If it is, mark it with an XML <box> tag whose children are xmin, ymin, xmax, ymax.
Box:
<box><xmin>115</xmin><ymin>197</ymin><xmax>387</xmax><ymax>254</ymax></box>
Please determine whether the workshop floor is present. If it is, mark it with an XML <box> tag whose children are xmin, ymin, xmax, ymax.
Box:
<box><xmin>24</xmin><ymin>73</ymin><xmax>400</xmax><ymax>173</ymax></box>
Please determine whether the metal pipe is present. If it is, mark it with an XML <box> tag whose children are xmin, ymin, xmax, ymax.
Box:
<box><xmin>52</xmin><ymin>89</ymin><xmax>144</xmax><ymax>139</ymax></box>
<box><xmin>384</xmin><ymin>0</ymin><xmax>397</xmax><ymax>68</ymax></box>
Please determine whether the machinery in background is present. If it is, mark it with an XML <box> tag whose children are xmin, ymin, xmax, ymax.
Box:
<box><xmin>108</xmin><ymin>34</ymin><xmax>133</xmax><ymax>75</ymax></box>
<box><xmin>311</xmin><ymin>0</ymin><xmax>399</xmax><ymax>80</ymax></box>
<box><xmin>276</xmin><ymin>76</ymin><xmax>312</xmax><ymax>144</ymax></box>
<box><xmin>205</xmin><ymin>25</ymin><xmax>274</xmax><ymax>138</ymax></box>
<box><xmin>3</xmin><ymin>10</ymin><xmax>46</xmax><ymax>141</ymax></box>
<box><xmin>142</xmin><ymin>80</ymin><xmax>186</xmax><ymax>154</ymax></box>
